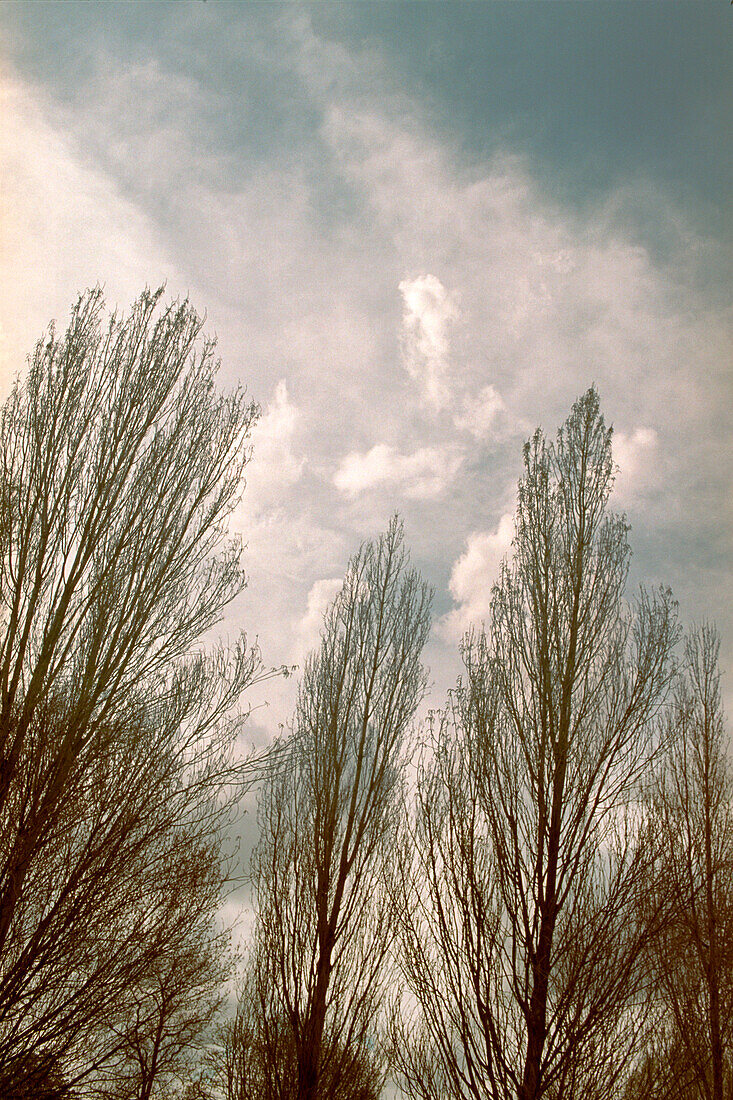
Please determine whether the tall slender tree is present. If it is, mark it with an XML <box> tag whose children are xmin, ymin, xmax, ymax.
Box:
<box><xmin>215</xmin><ymin>966</ymin><xmax>383</xmax><ymax>1100</ymax></box>
<box><xmin>635</xmin><ymin>624</ymin><xmax>733</xmax><ymax>1100</ymax></box>
<box><xmin>246</xmin><ymin>519</ymin><xmax>432</xmax><ymax>1100</ymax></box>
<box><xmin>392</xmin><ymin>390</ymin><xmax>678</xmax><ymax>1100</ymax></box>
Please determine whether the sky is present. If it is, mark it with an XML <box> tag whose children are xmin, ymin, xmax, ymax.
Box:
<box><xmin>0</xmin><ymin>3</ymin><xmax>731</xmax><ymax>750</ymax></box>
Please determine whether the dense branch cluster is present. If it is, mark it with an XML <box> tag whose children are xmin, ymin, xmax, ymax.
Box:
<box><xmin>1</xmin><ymin>290</ymin><xmax>730</xmax><ymax>1099</ymax></box>
<box><xmin>0</xmin><ymin>289</ymin><xmax>270</xmax><ymax>1098</ymax></box>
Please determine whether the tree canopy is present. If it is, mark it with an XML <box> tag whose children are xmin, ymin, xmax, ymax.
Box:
<box><xmin>0</xmin><ymin>287</ymin><xmax>271</xmax><ymax>1094</ymax></box>
<box><xmin>1</xmin><ymin>291</ymin><xmax>729</xmax><ymax>1100</ymax></box>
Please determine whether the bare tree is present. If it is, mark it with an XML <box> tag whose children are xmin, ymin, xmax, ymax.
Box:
<box><xmin>635</xmin><ymin>625</ymin><xmax>733</xmax><ymax>1100</ymax></box>
<box><xmin>88</xmin><ymin>931</ymin><xmax>229</xmax><ymax>1100</ymax></box>
<box><xmin>215</xmin><ymin>964</ymin><xmax>382</xmax><ymax>1100</ymax></box>
<box><xmin>0</xmin><ymin>288</ymin><xmax>274</xmax><ymax>1091</ymax></box>
<box><xmin>245</xmin><ymin>519</ymin><xmax>432</xmax><ymax>1100</ymax></box>
<box><xmin>391</xmin><ymin>390</ymin><xmax>678</xmax><ymax>1100</ymax></box>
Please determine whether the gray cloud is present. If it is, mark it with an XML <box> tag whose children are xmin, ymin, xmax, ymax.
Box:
<box><xmin>1</xmin><ymin>4</ymin><xmax>730</xmax><ymax>724</ymax></box>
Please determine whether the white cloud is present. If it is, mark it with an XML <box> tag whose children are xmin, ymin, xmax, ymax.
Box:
<box><xmin>2</xmin><ymin>7</ymin><xmax>731</xmax><ymax>925</ymax></box>
<box><xmin>0</xmin><ymin>77</ymin><xmax>180</xmax><ymax>401</ymax></box>
<box><xmin>439</xmin><ymin>513</ymin><xmax>515</xmax><ymax>642</ymax></box>
<box><xmin>295</xmin><ymin>577</ymin><xmax>343</xmax><ymax>661</ymax></box>
<box><xmin>398</xmin><ymin>274</ymin><xmax>459</xmax><ymax>410</ymax></box>
<box><xmin>320</xmin><ymin>100</ymin><xmax>728</xmax><ymax>445</ymax></box>
<box><xmin>612</xmin><ymin>426</ymin><xmax>659</xmax><ymax>503</ymax></box>
<box><xmin>333</xmin><ymin>443</ymin><xmax>462</xmax><ymax>500</ymax></box>
<box><xmin>3</xmin><ymin>10</ymin><xmax>730</xmax><ymax>729</ymax></box>
<box><xmin>454</xmin><ymin>384</ymin><xmax>507</xmax><ymax>439</ymax></box>
<box><xmin>241</xmin><ymin>379</ymin><xmax>304</xmax><ymax>512</ymax></box>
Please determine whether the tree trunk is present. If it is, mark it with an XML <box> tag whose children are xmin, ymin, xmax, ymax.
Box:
<box><xmin>704</xmin><ymin>754</ymin><xmax>723</xmax><ymax>1100</ymax></box>
<box><xmin>519</xmin><ymin>847</ymin><xmax>560</xmax><ymax>1100</ymax></box>
<box><xmin>519</xmin><ymin>685</ymin><xmax>570</xmax><ymax>1100</ymax></box>
<box><xmin>298</xmin><ymin>935</ymin><xmax>333</xmax><ymax>1100</ymax></box>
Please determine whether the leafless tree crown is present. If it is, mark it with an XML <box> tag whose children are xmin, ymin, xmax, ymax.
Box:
<box><xmin>3</xmin><ymin>294</ymin><xmax>728</xmax><ymax>1100</ymax></box>
<box><xmin>0</xmin><ymin>287</ymin><xmax>268</xmax><ymax>1094</ymax></box>
<box><xmin>244</xmin><ymin>518</ymin><xmax>432</xmax><ymax>1100</ymax></box>
<box><xmin>631</xmin><ymin>624</ymin><xmax>733</xmax><ymax>1100</ymax></box>
<box><xmin>391</xmin><ymin>388</ymin><xmax>679</xmax><ymax>1100</ymax></box>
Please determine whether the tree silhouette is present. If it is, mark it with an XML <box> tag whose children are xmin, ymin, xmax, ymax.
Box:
<box><xmin>391</xmin><ymin>390</ymin><xmax>678</xmax><ymax>1100</ymax></box>
<box><xmin>635</xmin><ymin>625</ymin><xmax>733</xmax><ymax>1099</ymax></box>
<box><xmin>0</xmin><ymin>288</ymin><xmax>272</xmax><ymax>1091</ymax></box>
<box><xmin>248</xmin><ymin>519</ymin><xmax>431</xmax><ymax>1100</ymax></box>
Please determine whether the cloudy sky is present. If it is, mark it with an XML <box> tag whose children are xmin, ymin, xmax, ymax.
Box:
<box><xmin>1</xmin><ymin>2</ymin><xmax>731</xmax><ymax>743</ymax></box>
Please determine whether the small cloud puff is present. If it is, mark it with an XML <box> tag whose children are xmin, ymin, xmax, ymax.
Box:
<box><xmin>333</xmin><ymin>443</ymin><xmax>462</xmax><ymax>500</ymax></box>
<box><xmin>295</xmin><ymin>577</ymin><xmax>344</xmax><ymax>661</ymax></box>
<box><xmin>439</xmin><ymin>513</ymin><xmax>515</xmax><ymax>642</ymax></box>
<box><xmin>612</xmin><ymin>426</ymin><xmax>659</xmax><ymax>503</ymax></box>
<box><xmin>399</xmin><ymin>274</ymin><xmax>459</xmax><ymax>411</ymax></box>
<box><xmin>453</xmin><ymin>384</ymin><xmax>506</xmax><ymax>439</ymax></box>
<box><xmin>243</xmin><ymin>379</ymin><xmax>305</xmax><ymax>510</ymax></box>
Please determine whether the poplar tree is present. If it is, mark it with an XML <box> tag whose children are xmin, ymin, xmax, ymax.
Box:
<box><xmin>392</xmin><ymin>390</ymin><xmax>678</xmax><ymax>1100</ymax></box>
<box><xmin>247</xmin><ymin>519</ymin><xmax>431</xmax><ymax>1100</ymax></box>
